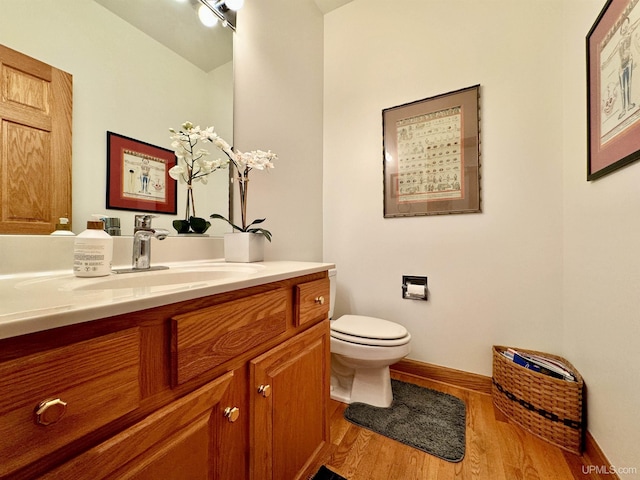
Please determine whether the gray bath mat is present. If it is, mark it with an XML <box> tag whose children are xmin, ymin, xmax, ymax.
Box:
<box><xmin>344</xmin><ymin>379</ymin><xmax>466</xmax><ymax>462</ymax></box>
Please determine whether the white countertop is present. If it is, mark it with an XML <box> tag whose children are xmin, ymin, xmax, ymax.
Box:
<box><xmin>0</xmin><ymin>260</ymin><xmax>334</xmax><ymax>340</ymax></box>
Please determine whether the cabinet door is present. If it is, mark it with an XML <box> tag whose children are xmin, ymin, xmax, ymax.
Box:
<box><xmin>41</xmin><ymin>372</ymin><xmax>234</xmax><ymax>480</ymax></box>
<box><xmin>250</xmin><ymin>322</ymin><xmax>330</xmax><ymax>480</ymax></box>
<box><xmin>213</xmin><ymin>365</ymin><xmax>249</xmax><ymax>480</ymax></box>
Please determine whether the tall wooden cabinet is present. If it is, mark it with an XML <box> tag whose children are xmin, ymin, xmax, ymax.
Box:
<box><xmin>0</xmin><ymin>271</ymin><xmax>330</xmax><ymax>480</ymax></box>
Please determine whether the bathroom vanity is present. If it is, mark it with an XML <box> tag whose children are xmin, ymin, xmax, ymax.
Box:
<box><xmin>0</xmin><ymin>261</ymin><xmax>332</xmax><ymax>480</ymax></box>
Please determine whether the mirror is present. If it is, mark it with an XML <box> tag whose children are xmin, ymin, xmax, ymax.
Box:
<box><xmin>0</xmin><ymin>0</ymin><xmax>233</xmax><ymax>236</ymax></box>
<box><xmin>94</xmin><ymin>0</ymin><xmax>233</xmax><ymax>73</ymax></box>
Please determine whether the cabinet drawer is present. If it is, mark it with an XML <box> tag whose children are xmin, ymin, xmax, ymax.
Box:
<box><xmin>171</xmin><ymin>288</ymin><xmax>288</xmax><ymax>386</ymax></box>
<box><xmin>294</xmin><ymin>277</ymin><xmax>330</xmax><ymax>326</ymax></box>
<box><xmin>0</xmin><ymin>328</ymin><xmax>141</xmax><ymax>477</ymax></box>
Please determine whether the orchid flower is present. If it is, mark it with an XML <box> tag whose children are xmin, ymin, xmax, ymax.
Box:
<box><xmin>168</xmin><ymin>121</ymin><xmax>229</xmax><ymax>232</ymax></box>
<box><xmin>170</xmin><ymin>121</ymin><xmax>277</xmax><ymax>239</ymax></box>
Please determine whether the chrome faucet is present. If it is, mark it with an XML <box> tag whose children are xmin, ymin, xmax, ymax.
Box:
<box><xmin>132</xmin><ymin>214</ymin><xmax>169</xmax><ymax>270</ymax></box>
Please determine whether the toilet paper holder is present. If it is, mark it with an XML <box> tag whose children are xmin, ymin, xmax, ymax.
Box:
<box><xmin>402</xmin><ymin>275</ymin><xmax>428</xmax><ymax>300</ymax></box>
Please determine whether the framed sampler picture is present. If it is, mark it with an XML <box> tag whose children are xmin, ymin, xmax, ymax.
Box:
<box><xmin>383</xmin><ymin>85</ymin><xmax>481</xmax><ymax>217</ymax></box>
<box><xmin>106</xmin><ymin>132</ymin><xmax>177</xmax><ymax>214</ymax></box>
<box><xmin>587</xmin><ymin>0</ymin><xmax>640</xmax><ymax>180</ymax></box>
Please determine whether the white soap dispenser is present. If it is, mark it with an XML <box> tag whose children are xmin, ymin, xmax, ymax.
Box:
<box><xmin>73</xmin><ymin>220</ymin><xmax>113</xmax><ymax>277</ymax></box>
<box><xmin>50</xmin><ymin>217</ymin><xmax>75</xmax><ymax>236</ymax></box>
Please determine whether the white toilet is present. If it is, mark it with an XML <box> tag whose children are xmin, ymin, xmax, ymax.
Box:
<box><xmin>328</xmin><ymin>269</ymin><xmax>412</xmax><ymax>408</ymax></box>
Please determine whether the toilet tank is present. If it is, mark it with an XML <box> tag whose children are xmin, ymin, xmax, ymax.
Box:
<box><xmin>328</xmin><ymin>268</ymin><xmax>337</xmax><ymax>320</ymax></box>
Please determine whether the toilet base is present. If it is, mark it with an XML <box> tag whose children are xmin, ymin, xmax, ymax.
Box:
<box><xmin>330</xmin><ymin>378</ymin><xmax>351</xmax><ymax>404</ymax></box>
<box><xmin>330</xmin><ymin>365</ymin><xmax>393</xmax><ymax>408</ymax></box>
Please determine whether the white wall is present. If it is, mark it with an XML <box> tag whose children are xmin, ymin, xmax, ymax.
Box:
<box><xmin>234</xmin><ymin>0</ymin><xmax>324</xmax><ymax>261</ymax></box>
<box><xmin>324</xmin><ymin>0</ymin><xmax>565</xmax><ymax>374</ymax></box>
<box><xmin>562</xmin><ymin>1</ymin><xmax>640</xmax><ymax>472</ymax></box>
<box><xmin>0</xmin><ymin>0</ymin><xmax>232</xmax><ymax>236</ymax></box>
<box><xmin>320</xmin><ymin>0</ymin><xmax>639</xmax><ymax>473</ymax></box>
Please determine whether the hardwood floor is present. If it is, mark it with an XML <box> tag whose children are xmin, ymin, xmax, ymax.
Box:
<box><xmin>309</xmin><ymin>372</ymin><xmax>612</xmax><ymax>480</ymax></box>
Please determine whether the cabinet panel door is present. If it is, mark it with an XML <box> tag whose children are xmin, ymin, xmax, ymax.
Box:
<box><xmin>213</xmin><ymin>365</ymin><xmax>249</xmax><ymax>480</ymax></box>
<box><xmin>250</xmin><ymin>322</ymin><xmax>330</xmax><ymax>480</ymax></box>
<box><xmin>41</xmin><ymin>372</ymin><xmax>234</xmax><ymax>480</ymax></box>
<box><xmin>0</xmin><ymin>44</ymin><xmax>72</xmax><ymax>234</ymax></box>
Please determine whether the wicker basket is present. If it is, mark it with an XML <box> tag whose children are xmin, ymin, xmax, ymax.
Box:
<box><xmin>492</xmin><ymin>345</ymin><xmax>585</xmax><ymax>454</ymax></box>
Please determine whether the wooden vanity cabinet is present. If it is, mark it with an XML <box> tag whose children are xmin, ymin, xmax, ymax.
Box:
<box><xmin>170</xmin><ymin>280</ymin><xmax>330</xmax><ymax>480</ymax></box>
<box><xmin>0</xmin><ymin>271</ymin><xmax>330</xmax><ymax>480</ymax></box>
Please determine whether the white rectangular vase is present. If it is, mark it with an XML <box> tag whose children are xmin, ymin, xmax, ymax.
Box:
<box><xmin>224</xmin><ymin>232</ymin><xmax>265</xmax><ymax>262</ymax></box>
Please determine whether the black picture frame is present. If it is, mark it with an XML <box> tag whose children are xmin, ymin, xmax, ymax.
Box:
<box><xmin>587</xmin><ymin>0</ymin><xmax>640</xmax><ymax>180</ymax></box>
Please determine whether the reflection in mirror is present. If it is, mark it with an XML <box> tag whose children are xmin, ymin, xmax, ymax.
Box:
<box><xmin>0</xmin><ymin>0</ymin><xmax>233</xmax><ymax>236</ymax></box>
<box><xmin>0</xmin><ymin>45</ymin><xmax>72</xmax><ymax>235</ymax></box>
<box><xmin>94</xmin><ymin>0</ymin><xmax>233</xmax><ymax>72</ymax></box>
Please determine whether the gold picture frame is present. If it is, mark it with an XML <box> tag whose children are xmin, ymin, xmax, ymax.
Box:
<box><xmin>383</xmin><ymin>85</ymin><xmax>481</xmax><ymax>217</ymax></box>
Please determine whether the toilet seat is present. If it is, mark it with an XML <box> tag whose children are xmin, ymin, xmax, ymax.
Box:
<box><xmin>330</xmin><ymin>315</ymin><xmax>411</xmax><ymax>347</ymax></box>
<box><xmin>331</xmin><ymin>330</ymin><xmax>411</xmax><ymax>346</ymax></box>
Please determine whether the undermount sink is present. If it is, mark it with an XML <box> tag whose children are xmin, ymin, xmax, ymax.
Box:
<box><xmin>15</xmin><ymin>263</ymin><xmax>264</xmax><ymax>292</ymax></box>
<box><xmin>74</xmin><ymin>266</ymin><xmax>259</xmax><ymax>291</ymax></box>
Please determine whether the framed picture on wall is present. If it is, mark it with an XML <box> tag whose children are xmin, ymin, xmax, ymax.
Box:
<box><xmin>382</xmin><ymin>85</ymin><xmax>481</xmax><ymax>217</ymax></box>
<box><xmin>106</xmin><ymin>132</ymin><xmax>177</xmax><ymax>214</ymax></box>
<box><xmin>587</xmin><ymin>0</ymin><xmax>640</xmax><ymax>180</ymax></box>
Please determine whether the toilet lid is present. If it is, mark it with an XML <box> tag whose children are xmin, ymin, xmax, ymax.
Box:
<box><xmin>331</xmin><ymin>314</ymin><xmax>408</xmax><ymax>340</ymax></box>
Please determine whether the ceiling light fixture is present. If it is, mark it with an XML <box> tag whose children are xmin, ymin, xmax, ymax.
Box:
<box><xmin>196</xmin><ymin>0</ymin><xmax>241</xmax><ymax>31</ymax></box>
<box><xmin>224</xmin><ymin>0</ymin><xmax>244</xmax><ymax>11</ymax></box>
<box><xmin>198</xmin><ymin>4</ymin><xmax>218</xmax><ymax>27</ymax></box>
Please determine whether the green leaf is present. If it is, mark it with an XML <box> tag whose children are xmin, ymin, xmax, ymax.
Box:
<box><xmin>210</xmin><ymin>214</ymin><xmax>272</xmax><ymax>240</ymax></box>
<box><xmin>210</xmin><ymin>213</ymin><xmax>244</xmax><ymax>232</ymax></box>
<box><xmin>173</xmin><ymin>219</ymin><xmax>191</xmax><ymax>234</ymax></box>
<box><xmin>248</xmin><ymin>227</ymin><xmax>272</xmax><ymax>242</ymax></box>
<box><xmin>246</xmin><ymin>218</ymin><xmax>267</xmax><ymax>228</ymax></box>
<box><xmin>189</xmin><ymin>216</ymin><xmax>210</xmax><ymax>234</ymax></box>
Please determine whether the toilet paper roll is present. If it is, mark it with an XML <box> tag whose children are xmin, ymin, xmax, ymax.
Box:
<box><xmin>406</xmin><ymin>283</ymin><xmax>425</xmax><ymax>297</ymax></box>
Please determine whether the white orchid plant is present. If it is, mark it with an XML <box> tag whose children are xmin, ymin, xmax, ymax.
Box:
<box><xmin>168</xmin><ymin>121</ymin><xmax>229</xmax><ymax>233</ymax></box>
<box><xmin>210</xmin><ymin>145</ymin><xmax>277</xmax><ymax>241</ymax></box>
<box><xmin>169</xmin><ymin>121</ymin><xmax>277</xmax><ymax>239</ymax></box>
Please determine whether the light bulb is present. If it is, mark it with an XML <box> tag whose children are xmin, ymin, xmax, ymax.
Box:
<box><xmin>198</xmin><ymin>5</ymin><xmax>218</xmax><ymax>27</ymax></box>
<box><xmin>225</xmin><ymin>0</ymin><xmax>244</xmax><ymax>11</ymax></box>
